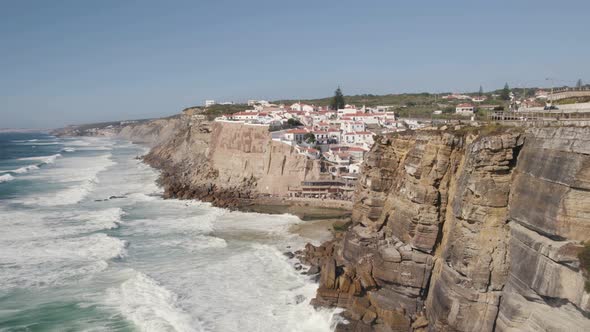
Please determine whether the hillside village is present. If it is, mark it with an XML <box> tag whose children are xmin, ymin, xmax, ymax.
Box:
<box><xmin>181</xmin><ymin>85</ymin><xmax>587</xmax><ymax>201</ymax></box>
<box><xmin>212</xmin><ymin>102</ymin><xmax>397</xmax><ymax>196</ymax></box>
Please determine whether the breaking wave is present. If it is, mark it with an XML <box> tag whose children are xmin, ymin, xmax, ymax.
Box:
<box><xmin>0</xmin><ymin>174</ymin><xmax>15</xmax><ymax>183</ymax></box>
<box><xmin>18</xmin><ymin>153</ymin><xmax>62</xmax><ymax>164</ymax></box>
<box><xmin>105</xmin><ymin>270</ymin><xmax>203</xmax><ymax>332</ymax></box>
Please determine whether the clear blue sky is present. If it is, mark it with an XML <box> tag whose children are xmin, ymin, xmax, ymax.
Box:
<box><xmin>1</xmin><ymin>0</ymin><xmax>589</xmax><ymax>128</ymax></box>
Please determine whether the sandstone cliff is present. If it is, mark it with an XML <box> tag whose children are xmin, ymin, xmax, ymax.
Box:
<box><xmin>144</xmin><ymin>120</ymin><xmax>323</xmax><ymax>207</ymax></box>
<box><xmin>302</xmin><ymin>127</ymin><xmax>590</xmax><ymax>331</ymax></box>
<box><xmin>117</xmin><ymin>116</ymin><xmax>186</xmax><ymax>146</ymax></box>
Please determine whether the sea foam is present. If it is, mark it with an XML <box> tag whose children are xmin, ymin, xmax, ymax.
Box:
<box><xmin>105</xmin><ymin>270</ymin><xmax>203</xmax><ymax>332</ymax></box>
<box><xmin>18</xmin><ymin>153</ymin><xmax>62</xmax><ymax>164</ymax></box>
<box><xmin>0</xmin><ymin>174</ymin><xmax>15</xmax><ymax>183</ymax></box>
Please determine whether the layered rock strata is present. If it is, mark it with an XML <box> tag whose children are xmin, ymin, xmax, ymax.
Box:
<box><xmin>303</xmin><ymin>127</ymin><xmax>590</xmax><ymax>331</ymax></box>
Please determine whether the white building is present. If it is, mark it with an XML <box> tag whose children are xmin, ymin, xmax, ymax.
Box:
<box><xmin>290</xmin><ymin>103</ymin><xmax>315</xmax><ymax>112</ymax></box>
<box><xmin>455</xmin><ymin>103</ymin><xmax>475</xmax><ymax>115</ymax></box>
<box><xmin>340</xmin><ymin>121</ymin><xmax>366</xmax><ymax>133</ymax></box>
<box><xmin>535</xmin><ymin>89</ymin><xmax>548</xmax><ymax>99</ymax></box>
<box><xmin>205</xmin><ymin>100</ymin><xmax>216</xmax><ymax>107</ymax></box>
<box><xmin>343</xmin><ymin>131</ymin><xmax>374</xmax><ymax>146</ymax></box>
<box><xmin>284</xmin><ymin>129</ymin><xmax>308</xmax><ymax>144</ymax></box>
<box><xmin>248</xmin><ymin>100</ymin><xmax>271</xmax><ymax>107</ymax></box>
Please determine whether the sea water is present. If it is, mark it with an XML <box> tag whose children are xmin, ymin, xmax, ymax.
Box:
<box><xmin>0</xmin><ymin>133</ymin><xmax>341</xmax><ymax>331</ymax></box>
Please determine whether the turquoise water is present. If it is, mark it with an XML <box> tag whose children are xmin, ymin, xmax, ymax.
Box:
<box><xmin>0</xmin><ymin>133</ymin><xmax>340</xmax><ymax>332</ymax></box>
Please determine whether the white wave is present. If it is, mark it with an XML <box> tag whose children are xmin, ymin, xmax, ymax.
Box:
<box><xmin>62</xmin><ymin>147</ymin><xmax>76</xmax><ymax>152</ymax></box>
<box><xmin>0</xmin><ymin>233</ymin><xmax>127</xmax><ymax>289</ymax></box>
<box><xmin>26</xmin><ymin>142</ymin><xmax>61</xmax><ymax>145</ymax></box>
<box><xmin>18</xmin><ymin>153</ymin><xmax>61</xmax><ymax>164</ymax></box>
<box><xmin>13</xmin><ymin>164</ymin><xmax>40</xmax><ymax>173</ymax></box>
<box><xmin>16</xmin><ymin>153</ymin><xmax>116</xmax><ymax>206</ymax></box>
<box><xmin>0</xmin><ymin>174</ymin><xmax>15</xmax><ymax>183</ymax></box>
<box><xmin>78</xmin><ymin>207</ymin><xmax>126</xmax><ymax>231</ymax></box>
<box><xmin>0</xmin><ymin>164</ymin><xmax>40</xmax><ymax>175</ymax></box>
<box><xmin>64</xmin><ymin>139</ymin><xmax>92</xmax><ymax>146</ymax></box>
<box><xmin>160</xmin><ymin>235</ymin><xmax>227</xmax><ymax>252</ymax></box>
<box><xmin>0</xmin><ymin>208</ymin><xmax>125</xmax><ymax>242</ymax></box>
<box><xmin>105</xmin><ymin>271</ymin><xmax>202</xmax><ymax>332</ymax></box>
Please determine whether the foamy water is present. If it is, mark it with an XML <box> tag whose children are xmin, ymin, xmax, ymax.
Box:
<box><xmin>0</xmin><ymin>134</ymin><xmax>341</xmax><ymax>331</ymax></box>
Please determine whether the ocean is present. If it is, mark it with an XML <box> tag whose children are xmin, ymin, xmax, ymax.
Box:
<box><xmin>0</xmin><ymin>133</ymin><xmax>341</xmax><ymax>332</ymax></box>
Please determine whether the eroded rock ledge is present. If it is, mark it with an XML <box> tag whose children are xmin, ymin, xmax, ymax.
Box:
<box><xmin>302</xmin><ymin>127</ymin><xmax>590</xmax><ymax>331</ymax></box>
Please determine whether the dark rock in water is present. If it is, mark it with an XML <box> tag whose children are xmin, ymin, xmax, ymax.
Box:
<box><xmin>295</xmin><ymin>294</ymin><xmax>306</xmax><ymax>304</ymax></box>
<box><xmin>307</xmin><ymin>265</ymin><xmax>320</xmax><ymax>275</ymax></box>
<box><xmin>95</xmin><ymin>195</ymin><xmax>126</xmax><ymax>202</ymax></box>
<box><xmin>283</xmin><ymin>251</ymin><xmax>295</xmax><ymax>259</ymax></box>
<box><xmin>294</xmin><ymin>263</ymin><xmax>303</xmax><ymax>271</ymax></box>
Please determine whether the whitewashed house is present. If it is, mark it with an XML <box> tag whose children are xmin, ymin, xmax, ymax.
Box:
<box><xmin>455</xmin><ymin>103</ymin><xmax>475</xmax><ymax>115</ymax></box>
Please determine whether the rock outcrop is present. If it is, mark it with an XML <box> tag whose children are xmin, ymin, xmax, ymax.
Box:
<box><xmin>303</xmin><ymin>127</ymin><xmax>590</xmax><ymax>331</ymax></box>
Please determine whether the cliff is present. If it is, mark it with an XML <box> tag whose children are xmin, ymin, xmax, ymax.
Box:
<box><xmin>117</xmin><ymin>116</ymin><xmax>186</xmax><ymax>146</ymax></box>
<box><xmin>302</xmin><ymin>126</ymin><xmax>590</xmax><ymax>331</ymax></box>
<box><xmin>144</xmin><ymin>120</ymin><xmax>324</xmax><ymax>208</ymax></box>
<box><xmin>51</xmin><ymin>116</ymin><xmax>185</xmax><ymax>147</ymax></box>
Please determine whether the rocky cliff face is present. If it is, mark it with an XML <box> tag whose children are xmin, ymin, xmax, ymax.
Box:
<box><xmin>302</xmin><ymin>127</ymin><xmax>590</xmax><ymax>331</ymax></box>
<box><xmin>52</xmin><ymin>116</ymin><xmax>185</xmax><ymax>147</ymax></box>
<box><xmin>117</xmin><ymin>116</ymin><xmax>186</xmax><ymax>146</ymax></box>
<box><xmin>144</xmin><ymin>120</ymin><xmax>322</xmax><ymax>207</ymax></box>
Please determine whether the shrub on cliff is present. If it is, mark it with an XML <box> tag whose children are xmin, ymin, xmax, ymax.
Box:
<box><xmin>578</xmin><ymin>241</ymin><xmax>590</xmax><ymax>292</ymax></box>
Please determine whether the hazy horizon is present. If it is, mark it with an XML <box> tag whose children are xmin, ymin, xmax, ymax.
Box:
<box><xmin>2</xmin><ymin>0</ymin><xmax>589</xmax><ymax>129</ymax></box>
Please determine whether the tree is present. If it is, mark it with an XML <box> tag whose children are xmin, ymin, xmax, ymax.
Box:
<box><xmin>478</xmin><ymin>85</ymin><xmax>484</xmax><ymax>97</ymax></box>
<box><xmin>330</xmin><ymin>87</ymin><xmax>346</xmax><ymax>110</ymax></box>
<box><xmin>500</xmin><ymin>83</ymin><xmax>511</xmax><ymax>101</ymax></box>
<box><xmin>577</xmin><ymin>79</ymin><xmax>583</xmax><ymax>89</ymax></box>
<box><xmin>287</xmin><ymin>118</ymin><xmax>302</xmax><ymax>127</ymax></box>
<box><xmin>303</xmin><ymin>132</ymin><xmax>316</xmax><ymax>144</ymax></box>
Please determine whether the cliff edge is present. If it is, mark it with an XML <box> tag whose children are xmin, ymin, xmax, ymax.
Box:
<box><xmin>302</xmin><ymin>126</ymin><xmax>590</xmax><ymax>331</ymax></box>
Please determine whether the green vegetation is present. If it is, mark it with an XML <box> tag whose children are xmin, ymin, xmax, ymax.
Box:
<box><xmin>200</xmin><ymin>104</ymin><xmax>250</xmax><ymax>120</ymax></box>
<box><xmin>287</xmin><ymin>118</ymin><xmax>303</xmax><ymax>126</ymax></box>
<box><xmin>501</xmin><ymin>83</ymin><xmax>511</xmax><ymax>101</ymax></box>
<box><xmin>332</xmin><ymin>221</ymin><xmax>352</xmax><ymax>232</ymax></box>
<box><xmin>330</xmin><ymin>87</ymin><xmax>346</xmax><ymax>110</ymax></box>
<box><xmin>276</xmin><ymin>92</ymin><xmax>438</xmax><ymax>108</ymax></box>
<box><xmin>304</xmin><ymin>132</ymin><xmax>316</xmax><ymax>143</ymax></box>
<box><xmin>478</xmin><ymin>85</ymin><xmax>484</xmax><ymax>96</ymax></box>
<box><xmin>578</xmin><ymin>242</ymin><xmax>590</xmax><ymax>292</ymax></box>
<box><xmin>275</xmin><ymin>90</ymin><xmax>506</xmax><ymax>119</ymax></box>
<box><xmin>555</xmin><ymin>96</ymin><xmax>590</xmax><ymax>105</ymax></box>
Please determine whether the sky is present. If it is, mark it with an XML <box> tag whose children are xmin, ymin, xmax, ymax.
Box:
<box><xmin>1</xmin><ymin>0</ymin><xmax>589</xmax><ymax>128</ymax></box>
